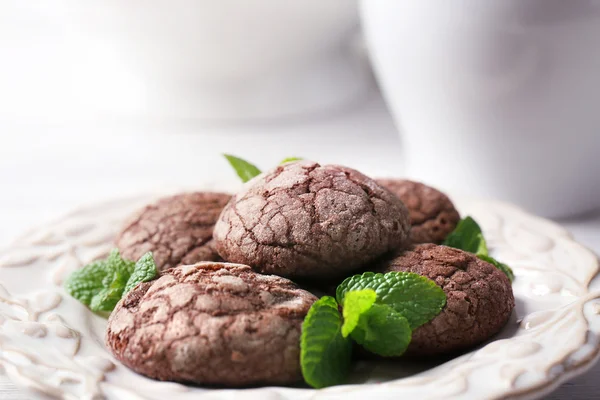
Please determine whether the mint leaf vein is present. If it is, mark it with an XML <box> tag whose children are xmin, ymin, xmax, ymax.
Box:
<box><xmin>350</xmin><ymin>303</ymin><xmax>411</xmax><ymax>357</ymax></box>
<box><xmin>336</xmin><ymin>271</ymin><xmax>446</xmax><ymax>329</ymax></box>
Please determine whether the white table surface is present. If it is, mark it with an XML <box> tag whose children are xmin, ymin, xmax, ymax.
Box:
<box><xmin>1</xmin><ymin>89</ymin><xmax>599</xmax><ymax>399</ymax></box>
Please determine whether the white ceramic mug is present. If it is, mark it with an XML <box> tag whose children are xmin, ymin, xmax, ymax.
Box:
<box><xmin>5</xmin><ymin>1</ymin><xmax>367</xmax><ymax>122</ymax></box>
<box><xmin>84</xmin><ymin>0</ymin><xmax>371</xmax><ymax>121</ymax></box>
<box><xmin>361</xmin><ymin>0</ymin><xmax>600</xmax><ymax>218</ymax></box>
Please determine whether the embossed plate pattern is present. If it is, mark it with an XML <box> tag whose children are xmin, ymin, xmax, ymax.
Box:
<box><xmin>0</xmin><ymin>193</ymin><xmax>599</xmax><ymax>400</ymax></box>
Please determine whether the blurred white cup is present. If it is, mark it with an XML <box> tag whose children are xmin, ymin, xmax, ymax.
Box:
<box><xmin>61</xmin><ymin>0</ymin><xmax>368</xmax><ymax>121</ymax></box>
<box><xmin>361</xmin><ymin>0</ymin><xmax>600</xmax><ymax>218</ymax></box>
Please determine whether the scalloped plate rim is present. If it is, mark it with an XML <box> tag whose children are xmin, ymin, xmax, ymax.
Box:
<box><xmin>0</xmin><ymin>190</ymin><xmax>598</xmax><ymax>400</ymax></box>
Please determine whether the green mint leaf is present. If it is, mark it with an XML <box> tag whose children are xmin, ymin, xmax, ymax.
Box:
<box><xmin>89</xmin><ymin>287</ymin><xmax>124</xmax><ymax>312</ymax></box>
<box><xmin>336</xmin><ymin>271</ymin><xmax>446</xmax><ymax>329</ymax></box>
<box><xmin>63</xmin><ymin>261</ymin><xmax>107</xmax><ymax>306</ymax></box>
<box><xmin>301</xmin><ymin>296</ymin><xmax>352</xmax><ymax>389</ymax></box>
<box><xmin>223</xmin><ymin>154</ymin><xmax>262</xmax><ymax>183</ymax></box>
<box><xmin>90</xmin><ymin>249</ymin><xmax>131</xmax><ymax>312</ymax></box>
<box><xmin>106</xmin><ymin>247</ymin><xmax>135</xmax><ymax>270</ymax></box>
<box><xmin>102</xmin><ymin>249</ymin><xmax>135</xmax><ymax>285</ymax></box>
<box><xmin>478</xmin><ymin>254</ymin><xmax>515</xmax><ymax>282</ymax></box>
<box><xmin>443</xmin><ymin>216</ymin><xmax>488</xmax><ymax>256</ymax></box>
<box><xmin>350</xmin><ymin>303</ymin><xmax>411</xmax><ymax>357</ymax></box>
<box><xmin>442</xmin><ymin>216</ymin><xmax>514</xmax><ymax>281</ymax></box>
<box><xmin>341</xmin><ymin>289</ymin><xmax>377</xmax><ymax>338</ymax></box>
<box><xmin>475</xmin><ymin>233</ymin><xmax>488</xmax><ymax>256</ymax></box>
<box><xmin>64</xmin><ymin>248</ymin><xmax>147</xmax><ymax>313</ymax></box>
<box><xmin>124</xmin><ymin>252</ymin><xmax>158</xmax><ymax>294</ymax></box>
<box><xmin>280</xmin><ymin>157</ymin><xmax>303</xmax><ymax>164</ymax></box>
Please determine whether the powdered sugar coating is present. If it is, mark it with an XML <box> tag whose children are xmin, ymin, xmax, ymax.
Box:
<box><xmin>105</xmin><ymin>262</ymin><xmax>317</xmax><ymax>386</ymax></box>
<box><xmin>380</xmin><ymin>244</ymin><xmax>514</xmax><ymax>355</ymax></box>
<box><xmin>376</xmin><ymin>179</ymin><xmax>460</xmax><ymax>244</ymax></box>
<box><xmin>214</xmin><ymin>161</ymin><xmax>411</xmax><ymax>279</ymax></box>
<box><xmin>116</xmin><ymin>192</ymin><xmax>230</xmax><ymax>271</ymax></box>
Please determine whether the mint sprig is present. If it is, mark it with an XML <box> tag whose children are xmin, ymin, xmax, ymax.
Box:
<box><xmin>443</xmin><ymin>216</ymin><xmax>487</xmax><ymax>255</ymax></box>
<box><xmin>300</xmin><ymin>296</ymin><xmax>352</xmax><ymax>389</ymax></box>
<box><xmin>341</xmin><ymin>290</ymin><xmax>412</xmax><ymax>357</ymax></box>
<box><xmin>336</xmin><ymin>271</ymin><xmax>446</xmax><ymax>329</ymax></box>
<box><xmin>301</xmin><ymin>272</ymin><xmax>446</xmax><ymax>388</ymax></box>
<box><xmin>341</xmin><ymin>289</ymin><xmax>377</xmax><ymax>337</ymax></box>
<box><xmin>64</xmin><ymin>250</ymin><xmax>158</xmax><ymax>313</ymax></box>
<box><xmin>443</xmin><ymin>216</ymin><xmax>514</xmax><ymax>282</ymax></box>
<box><xmin>223</xmin><ymin>154</ymin><xmax>262</xmax><ymax>183</ymax></box>
<box><xmin>124</xmin><ymin>252</ymin><xmax>158</xmax><ymax>293</ymax></box>
<box><xmin>349</xmin><ymin>303</ymin><xmax>411</xmax><ymax>357</ymax></box>
<box><xmin>280</xmin><ymin>157</ymin><xmax>303</xmax><ymax>164</ymax></box>
<box><xmin>224</xmin><ymin>154</ymin><xmax>304</xmax><ymax>183</ymax></box>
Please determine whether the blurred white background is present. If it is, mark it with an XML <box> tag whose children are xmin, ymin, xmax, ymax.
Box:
<box><xmin>0</xmin><ymin>91</ymin><xmax>405</xmax><ymax>247</ymax></box>
<box><xmin>1</xmin><ymin>2</ymin><xmax>600</xmax><ymax>399</ymax></box>
<box><xmin>0</xmin><ymin>0</ymin><xmax>369</xmax><ymax>122</ymax></box>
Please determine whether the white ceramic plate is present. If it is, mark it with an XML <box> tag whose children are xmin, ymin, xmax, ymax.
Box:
<box><xmin>0</xmin><ymin>192</ymin><xmax>599</xmax><ymax>400</ymax></box>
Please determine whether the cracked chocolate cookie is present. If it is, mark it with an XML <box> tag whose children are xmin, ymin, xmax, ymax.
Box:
<box><xmin>379</xmin><ymin>244</ymin><xmax>514</xmax><ymax>356</ymax></box>
<box><xmin>106</xmin><ymin>262</ymin><xmax>317</xmax><ymax>386</ymax></box>
<box><xmin>115</xmin><ymin>192</ymin><xmax>230</xmax><ymax>271</ymax></box>
<box><xmin>214</xmin><ymin>161</ymin><xmax>411</xmax><ymax>279</ymax></box>
<box><xmin>376</xmin><ymin>179</ymin><xmax>460</xmax><ymax>244</ymax></box>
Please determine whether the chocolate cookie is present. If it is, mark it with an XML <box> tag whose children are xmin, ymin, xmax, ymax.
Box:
<box><xmin>379</xmin><ymin>244</ymin><xmax>514</xmax><ymax>355</ymax></box>
<box><xmin>376</xmin><ymin>179</ymin><xmax>460</xmax><ymax>244</ymax></box>
<box><xmin>115</xmin><ymin>192</ymin><xmax>230</xmax><ymax>271</ymax></box>
<box><xmin>214</xmin><ymin>161</ymin><xmax>411</xmax><ymax>279</ymax></box>
<box><xmin>105</xmin><ymin>262</ymin><xmax>317</xmax><ymax>386</ymax></box>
